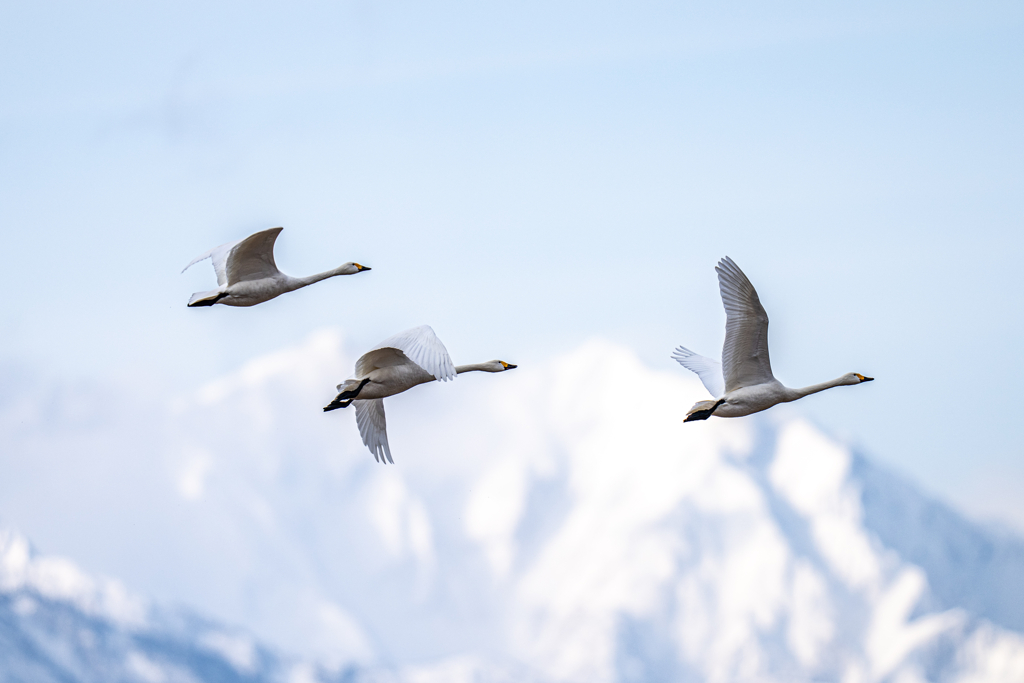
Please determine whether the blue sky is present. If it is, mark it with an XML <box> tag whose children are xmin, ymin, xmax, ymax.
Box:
<box><xmin>1</xmin><ymin>0</ymin><xmax>1023</xmax><ymax>538</ymax></box>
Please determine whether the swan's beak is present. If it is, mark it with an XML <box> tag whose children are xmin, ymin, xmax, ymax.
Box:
<box><xmin>856</xmin><ymin>374</ymin><xmax>874</xmax><ymax>382</ymax></box>
<box><xmin>355</xmin><ymin>264</ymin><xmax>371</xmax><ymax>272</ymax></box>
<box><xmin>501</xmin><ymin>362</ymin><xmax>517</xmax><ymax>370</ymax></box>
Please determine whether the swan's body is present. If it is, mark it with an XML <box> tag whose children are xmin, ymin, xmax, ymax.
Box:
<box><xmin>323</xmin><ymin>325</ymin><xmax>516</xmax><ymax>463</ymax></box>
<box><xmin>673</xmin><ymin>257</ymin><xmax>872</xmax><ymax>422</ymax></box>
<box><xmin>183</xmin><ymin>227</ymin><xmax>369</xmax><ymax>307</ymax></box>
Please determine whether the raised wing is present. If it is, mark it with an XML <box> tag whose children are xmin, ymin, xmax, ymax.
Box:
<box><xmin>182</xmin><ymin>238</ymin><xmax>243</xmax><ymax>287</ymax></box>
<box><xmin>671</xmin><ymin>346</ymin><xmax>725</xmax><ymax>398</ymax></box>
<box><xmin>357</xmin><ymin>325</ymin><xmax>456</xmax><ymax>382</ymax></box>
<box><xmin>354</xmin><ymin>348</ymin><xmax>408</xmax><ymax>379</ymax></box>
<box><xmin>717</xmin><ymin>256</ymin><xmax>775</xmax><ymax>393</ymax></box>
<box><xmin>355</xmin><ymin>399</ymin><xmax>392</xmax><ymax>464</ymax></box>
<box><xmin>225</xmin><ymin>227</ymin><xmax>284</xmax><ymax>285</ymax></box>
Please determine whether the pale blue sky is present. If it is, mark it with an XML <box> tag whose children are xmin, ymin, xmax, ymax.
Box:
<box><xmin>1</xmin><ymin>1</ymin><xmax>1023</xmax><ymax>532</ymax></box>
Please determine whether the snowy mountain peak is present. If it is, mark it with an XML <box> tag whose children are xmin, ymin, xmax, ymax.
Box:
<box><xmin>2</xmin><ymin>333</ymin><xmax>1024</xmax><ymax>682</ymax></box>
<box><xmin>0</xmin><ymin>528</ymin><xmax>146</xmax><ymax>628</ymax></box>
<box><xmin>0</xmin><ymin>526</ymin><xmax>288</xmax><ymax>683</ymax></box>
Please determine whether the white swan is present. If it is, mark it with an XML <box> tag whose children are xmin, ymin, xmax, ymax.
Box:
<box><xmin>673</xmin><ymin>256</ymin><xmax>872</xmax><ymax>422</ymax></box>
<box><xmin>183</xmin><ymin>227</ymin><xmax>369</xmax><ymax>307</ymax></box>
<box><xmin>323</xmin><ymin>325</ymin><xmax>517</xmax><ymax>463</ymax></box>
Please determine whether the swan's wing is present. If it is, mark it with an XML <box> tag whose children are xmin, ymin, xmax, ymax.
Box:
<box><xmin>182</xmin><ymin>239</ymin><xmax>242</xmax><ymax>287</ymax></box>
<box><xmin>671</xmin><ymin>346</ymin><xmax>725</xmax><ymax>398</ymax></box>
<box><xmin>354</xmin><ymin>348</ymin><xmax>413</xmax><ymax>378</ymax></box>
<box><xmin>354</xmin><ymin>347</ymin><xmax>411</xmax><ymax>379</ymax></box>
<box><xmin>225</xmin><ymin>227</ymin><xmax>284</xmax><ymax>285</ymax></box>
<box><xmin>354</xmin><ymin>399</ymin><xmax>392</xmax><ymax>464</ymax></box>
<box><xmin>357</xmin><ymin>325</ymin><xmax>456</xmax><ymax>382</ymax></box>
<box><xmin>717</xmin><ymin>256</ymin><xmax>775</xmax><ymax>393</ymax></box>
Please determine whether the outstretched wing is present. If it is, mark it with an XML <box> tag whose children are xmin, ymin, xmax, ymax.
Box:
<box><xmin>182</xmin><ymin>238</ymin><xmax>243</xmax><ymax>287</ymax></box>
<box><xmin>355</xmin><ymin>399</ymin><xmax>392</xmax><ymax>464</ymax></box>
<box><xmin>717</xmin><ymin>256</ymin><xmax>775</xmax><ymax>393</ymax></box>
<box><xmin>357</xmin><ymin>325</ymin><xmax>456</xmax><ymax>382</ymax></box>
<box><xmin>671</xmin><ymin>346</ymin><xmax>725</xmax><ymax>398</ymax></box>
<box><xmin>225</xmin><ymin>227</ymin><xmax>284</xmax><ymax>285</ymax></box>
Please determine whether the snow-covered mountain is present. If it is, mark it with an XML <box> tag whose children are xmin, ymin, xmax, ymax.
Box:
<box><xmin>2</xmin><ymin>331</ymin><xmax>1023</xmax><ymax>682</ymax></box>
<box><xmin>0</xmin><ymin>526</ymin><xmax>287</xmax><ymax>682</ymax></box>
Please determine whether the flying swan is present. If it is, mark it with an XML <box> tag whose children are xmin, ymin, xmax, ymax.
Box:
<box><xmin>323</xmin><ymin>325</ymin><xmax>517</xmax><ymax>463</ymax></box>
<box><xmin>673</xmin><ymin>256</ymin><xmax>872</xmax><ymax>422</ymax></box>
<box><xmin>182</xmin><ymin>227</ymin><xmax>370</xmax><ymax>307</ymax></box>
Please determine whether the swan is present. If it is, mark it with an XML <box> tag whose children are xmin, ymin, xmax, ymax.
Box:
<box><xmin>673</xmin><ymin>256</ymin><xmax>872</xmax><ymax>422</ymax></box>
<box><xmin>182</xmin><ymin>227</ymin><xmax>369</xmax><ymax>307</ymax></box>
<box><xmin>323</xmin><ymin>325</ymin><xmax>517</xmax><ymax>463</ymax></box>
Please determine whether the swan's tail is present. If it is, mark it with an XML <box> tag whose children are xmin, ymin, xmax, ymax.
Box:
<box><xmin>323</xmin><ymin>378</ymin><xmax>370</xmax><ymax>412</ymax></box>
<box><xmin>684</xmin><ymin>398</ymin><xmax>726</xmax><ymax>422</ymax></box>
<box><xmin>187</xmin><ymin>290</ymin><xmax>228</xmax><ymax>307</ymax></box>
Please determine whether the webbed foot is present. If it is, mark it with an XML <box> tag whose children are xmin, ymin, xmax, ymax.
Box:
<box><xmin>323</xmin><ymin>378</ymin><xmax>370</xmax><ymax>412</ymax></box>
<box><xmin>684</xmin><ymin>398</ymin><xmax>726</xmax><ymax>422</ymax></box>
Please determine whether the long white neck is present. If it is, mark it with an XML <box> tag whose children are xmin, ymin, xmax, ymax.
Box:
<box><xmin>455</xmin><ymin>363</ymin><xmax>497</xmax><ymax>374</ymax></box>
<box><xmin>786</xmin><ymin>375</ymin><xmax>854</xmax><ymax>401</ymax></box>
<box><xmin>292</xmin><ymin>265</ymin><xmax>352</xmax><ymax>289</ymax></box>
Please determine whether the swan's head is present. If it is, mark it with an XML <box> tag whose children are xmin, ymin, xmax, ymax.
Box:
<box><xmin>339</xmin><ymin>262</ymin><xmax>371</xmax><ymax>275</ymax></box>
<box><xmin>847</xmin><ymin>372</ymin><xmax>874</xmax><ymax>385</ymax></box>
<box><xmin>485</xmin><ymin>360</ymin><xmax>518</xmax><ymax>372</ymax></box>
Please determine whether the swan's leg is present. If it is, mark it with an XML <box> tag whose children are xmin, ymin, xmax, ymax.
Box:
<box><xmin>323</xmin><ymin>379</ymin><xmax>370</xmax><ymax>412</ymax></box>
<box><xmin>684</xmin><ymin>398</ymin><xmax>726</xmax><ymax>422</ymax></box>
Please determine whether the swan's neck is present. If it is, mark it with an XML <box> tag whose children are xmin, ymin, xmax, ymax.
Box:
<box><xmin>455</xmin><ymin>363</ymin><xmax>495</xmax><ymax>374</ymax></box>
<box><xmin>787</xmin><ymin>376</ymin><xmax>853</xmax><ymax>401</ymax></box>
<box><xmin>292</xmin><ymin>265</ymin><xmax>351</xmax><ymax>289</ymax></box>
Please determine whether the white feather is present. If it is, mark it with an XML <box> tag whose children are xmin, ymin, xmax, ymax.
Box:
<box><xmin>716</xmin><ymin>256</ymin><xmax>775</xmax><ymax>394</ymax></box>
<box><xmin>354</xmin><ymin>399</ymin><xmax>392</xmax><ymax>464</ymax></box>
<box><xmin>363</xmin><ymin>325</ymin><xmax>456</xmax><ymax>383</ymax></box>
<box><xmin>671</xmin><ymin>346</ymin><xmax>725</xmax><ymax>398</ymax></box>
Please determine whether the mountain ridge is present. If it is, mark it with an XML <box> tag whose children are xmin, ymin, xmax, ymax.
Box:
<box><xmin>1</xmin><ymin>333</ymin><xmax>1023</xmax><ymax>682</ymax></box>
